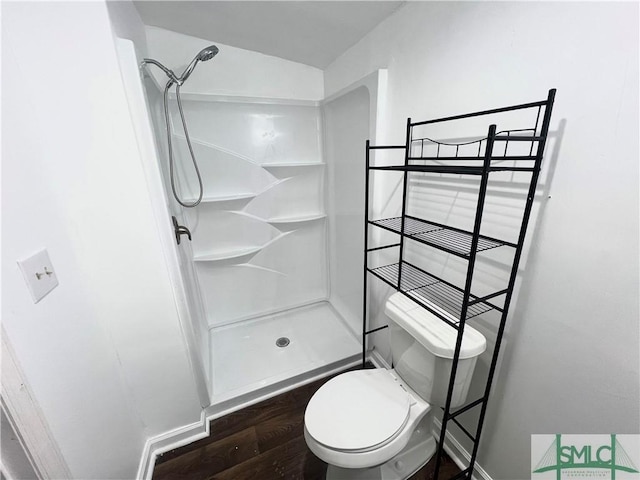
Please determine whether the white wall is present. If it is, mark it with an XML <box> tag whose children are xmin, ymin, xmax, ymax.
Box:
<box><xmin>325</xmin><ymin>2</ymin><xmax>639</xmax><ymax>479</ymax></box>
<box><xmin>2</xmin><ymin>2</ymin><xmax>202</xmax><ymax>478</ymax></box>
<box><xmin>145</xmin><ymin>26</ymin><xmax>324</xmax><ymax>101</ymax></box>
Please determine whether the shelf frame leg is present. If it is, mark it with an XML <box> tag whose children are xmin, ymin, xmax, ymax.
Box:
<box><xmin>396</xmin><ymin>118</ymin><xmax>412</xmax><ymax>291</ymax></box>
<box><xmin>433</xmin><ymin>124</ymin><xmax>497</xmax><ymax>480</ymax></box>
<box><xmin>466</xmin><ymin>89</ymin><xmax>556</xmax><ymax>474</ymax></box>
<box><xmin>362</xmin><ymin>140</ymin><xmax>371</xmax><ymax>368</ymax></box>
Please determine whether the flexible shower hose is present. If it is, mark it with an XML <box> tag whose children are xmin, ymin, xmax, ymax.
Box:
<box><xmin>163</xmin><ymin>79</ymin><xmax>203</xmax><ymax>208</ymax></box>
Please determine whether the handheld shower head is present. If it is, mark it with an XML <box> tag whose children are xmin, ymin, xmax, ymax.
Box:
<box><xmin>141</xmin><ymin>44</ymin><xmax>221</xmax><ymax>208</ymax></box>
<box><xmin>179</xmin><ymin>45</ymin><xmax>219</xmax><ymax>83</ymax></box>
<box><xmin>140</xmin><ymin>45</ymin><xmax>219</xmax><ymax>86</ymax></box>
<box><xmin>197</xmin><ymin>45</ymin><xmax>219</xmax><ymax>62</ymax></box>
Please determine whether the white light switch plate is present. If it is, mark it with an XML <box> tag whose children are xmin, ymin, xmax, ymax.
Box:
<box><xmin>17</xmin><ymin>249</ymin><xmax>59</xmax><ymax>303</ymax></box>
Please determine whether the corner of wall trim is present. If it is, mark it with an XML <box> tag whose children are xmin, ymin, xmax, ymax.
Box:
<box><xmin>1</xmin><ymin>327</ymin><xmax>73</xmax><ymax>479</ymax></box>
<box><xmin>137</xmin><ymin>410</ymin><xmax>209</xmax><ymax>480</ymax></box>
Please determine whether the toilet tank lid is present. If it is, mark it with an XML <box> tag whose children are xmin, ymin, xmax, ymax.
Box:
<box><xmin>385</xmin><ymin>293</ymin><xmax>486</xmax><ymax>359</ymax></box>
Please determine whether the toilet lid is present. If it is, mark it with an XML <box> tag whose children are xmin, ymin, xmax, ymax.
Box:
<box><xmin>305</xmin><ymin>369</ymin><xmax>411</xmax><ymax>451</ymax></box>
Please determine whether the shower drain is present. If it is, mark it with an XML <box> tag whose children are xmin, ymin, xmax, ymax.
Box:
<box><xmin>276</xmin><ymin>337</ymin><xmax>290</xmax><ymax>348</ymax></box>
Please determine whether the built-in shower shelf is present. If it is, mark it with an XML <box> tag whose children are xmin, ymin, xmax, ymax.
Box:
<box><xmin>189</xmin><ymin>192</ymin><xmax>257</xmax><ymax>203</ymax></box>
<box><xmin>267</xmin><ymin>213</ymin><xmax>326</xmax><ymax>225</ymax></box>
<box><xmin>193</xmin><ymin>245</ymin><xmax>263</xmax><ymax>262</ymax></box>
<box><xmin>261</xmin><ymin>162</ymin><xmax>326</xmax><ymax>168</ymax></box>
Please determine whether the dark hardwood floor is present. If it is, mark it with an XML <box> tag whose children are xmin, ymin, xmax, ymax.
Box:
<box><xmin>153</xmin><ymin>369</ymin><xmax>461</xmax><ymax>480</ymax></box>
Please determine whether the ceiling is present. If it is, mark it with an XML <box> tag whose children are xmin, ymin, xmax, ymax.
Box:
<box><xmin>133</xmin><ymin>1</ymin><xmax>404</xmax><ymax>69</ymax></box>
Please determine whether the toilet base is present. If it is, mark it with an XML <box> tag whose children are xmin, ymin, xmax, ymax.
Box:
<box><xmin>325</xmin><ymin>417</ymin><xmax>437</xmax><ymax>480</ymax></box>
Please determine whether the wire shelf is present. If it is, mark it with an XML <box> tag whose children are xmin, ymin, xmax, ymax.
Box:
<box><xmin>363</xmin><ymin>89</ymin><xmax>556</xmax><ymax>480</ymax></box>
<box><xmin>370</xmin><ymin>216</ymin><xmax>510</xmax><ymax>258</ymax></box>
<box><xmin>409</xmin><ymin>128</ymin><xmax>541</xmax><ymax>161</ymax></box>
<box><xmin>368</xmin><ymin>261</ymin><xmax>498</xmax><ymax>323</ymax></box>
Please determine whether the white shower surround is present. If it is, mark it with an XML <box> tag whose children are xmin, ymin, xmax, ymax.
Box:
<box><xmin>140</xmin><ymin>36</ymin><xmax>388</xmax><ymax>406</ymax></box>
<box><xmin>169</xmin><ymin>98</ymin><xmax>329</xmax><ymax>327</ymax></box>
<box><xmin>164</xmin><ymin>94</ymin><xmax>357</xmax><ymax>403</ymax></box>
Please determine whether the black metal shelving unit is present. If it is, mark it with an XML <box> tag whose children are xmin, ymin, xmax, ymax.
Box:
<box><xmin>362</xmin><ymin>89</ymin><xmax>556</xmax><ymax>479</ymax></box>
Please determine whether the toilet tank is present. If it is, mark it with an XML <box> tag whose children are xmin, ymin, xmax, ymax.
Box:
<box><xmin>385</xmin><ymin>293</ymin><xmax>486</xmax><ymax>408</ymax></box>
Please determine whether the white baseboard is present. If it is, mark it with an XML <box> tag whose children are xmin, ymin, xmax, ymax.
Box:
<box><xmin>433</xmin><ymin>418</ymin><xmax>493</xmax><ymax>480</ymax></box>
<box><xmin>367</xmin><ymin>348</ymin><xmax>391</xmax><ymax>369</ymax></box>
<box><xmin>136</xmin><ymin>411</ymin><xmax>209</xmax><ymax>480</ymax></box>
<box><xmin>137</xmin><ymin>357</ymin><xmax>362</xmax><ymax>479</ymax></box>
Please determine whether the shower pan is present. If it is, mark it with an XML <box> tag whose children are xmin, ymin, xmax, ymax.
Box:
<box><xmin>130</xmin><ymin>45</ymin><xmax>381</xmax><ymax>409</ymax></box>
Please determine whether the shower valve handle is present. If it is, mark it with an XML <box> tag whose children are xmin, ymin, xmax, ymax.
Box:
<box><xmin>172</xmin><ymin>216</ymin><xmax>192</xmax><ymax>245</ymax></box>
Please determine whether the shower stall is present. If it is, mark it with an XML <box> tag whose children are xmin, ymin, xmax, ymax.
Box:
<box><xmin>122</xmin><ymin>40</ymin><xmax>384</xmax><ymax>409</ymax></box>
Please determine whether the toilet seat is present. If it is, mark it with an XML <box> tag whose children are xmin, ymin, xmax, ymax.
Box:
<box><xmin>304</xmin><ymin>369</ymin><xmax>432</xmax><ymax>470</ymax></box>
<box><xmin>305</xmin><ymin>369</ymin><xmax>412</xmax><ymax>452</ymax></box>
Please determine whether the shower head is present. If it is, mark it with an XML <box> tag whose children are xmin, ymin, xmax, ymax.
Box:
<box><xmin>179</xmin><ymin>45</ymin><xmax>219</xmax><ymax>83</ymax></box>
<box><xmin>141</xmin><ymin>45</ymin><xmax>219</xmax><ymax>86</ymax></box>
<box><xmin>197</xmin><ymin>45</ymin><xmax>219</xmax><ymax>62</ymax></box>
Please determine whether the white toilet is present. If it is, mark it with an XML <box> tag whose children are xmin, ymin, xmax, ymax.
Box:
<box><xmin>304</xmin><ymin>293</ymin><xmax>487</xmax><ymax>480</ymax></box>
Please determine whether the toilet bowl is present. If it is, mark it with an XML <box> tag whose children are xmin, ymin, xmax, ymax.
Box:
<box><xmin>303</xmin><ymin>293</ymin><xmax>487</xmax><ymax>480</ymax></box>
<box><xmin>304</xmin><ymin>368</ymin><xmax>436</xmax><ymax>479</ymax></box>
